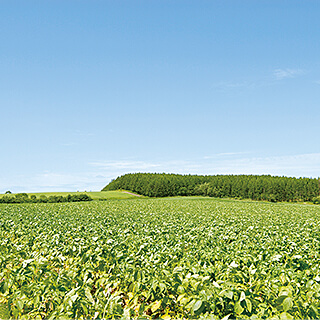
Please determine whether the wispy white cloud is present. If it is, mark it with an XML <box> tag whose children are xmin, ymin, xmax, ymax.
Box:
<box><xmin>73</xmin><ymin>130</ymin><xmax>95</xmax><ymax>137</ymax></box>
<box><xmin>212</xmin><ymin>81</ymin><xmax>256</xmax><ymax>90</ymax></box>
<box><xmin>2</xmin><ymin>153</ymin><xmax>319</xmax><ymax>193</ymax></box>
<box><xmin>91</xmin><ymin>153</ymin><xmax>320</xmax><ymax>182</ymax></box>
<box><xmin>33</xmin><ymin>173</ymin><xmax>79</xmax><ymax>188</ymax></box>
<box><xmin>90</xmin><ymin>160</ymin><xmax>161</xmax><ymax>170</ymax></box>
<box><xmin>0</xmin><ymin>172</ymin><xmax>108</xmax><ymax>193</ymax></box>
<box><xmin>203</xmin><ymin>152</ymin><xmax>250</xmax><ymax>159</ymax></box>
<box><xmin>207</xmin><ymin>153</ymin><xmax>320</xmax><ymax>178</ymax></box>
<box><xmin>90</xmin><ymin>160</ymin><xmax>202</xmax><ymax>173</ymax></box>
<box><xmin>212</xmin><ymin>69</ymin><xmax>306</xmax><ymax>91</ymax></box>
<box><xmin>273</xmin><ymin>68</ymin><xmax>305</xmax><ymax>80</ymax></box>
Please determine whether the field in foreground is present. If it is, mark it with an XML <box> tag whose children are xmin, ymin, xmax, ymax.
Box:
<box><xmin>1</xmin><ymin>198</ymin><xmax>320</xmax><ymax>319</ymax></box>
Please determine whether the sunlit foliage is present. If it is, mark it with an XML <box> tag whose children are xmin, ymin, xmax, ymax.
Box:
<box><xmin>1</xmin><ymin>198</ymin><xmax>320</xmax><ymax>319</ymax></box>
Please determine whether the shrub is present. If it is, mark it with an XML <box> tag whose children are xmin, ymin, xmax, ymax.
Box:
<box><xmin>67</xmin><ymin>194</ymin><xmax>93</xmax><ymax>202</ymax></box>
<box><xmin>313</xmin><ymin>197</ymin><xmax>320</xmax><ymax>204</ymax></box>
<box><xmin>39</xmin><ymin>195</ymin><xmax>48</xmax><ymax>203</ymax></box>
<box><xmin>0</xmin><ymin>193</ymin><xmax>92</xmax><ymax>204</ymax></box>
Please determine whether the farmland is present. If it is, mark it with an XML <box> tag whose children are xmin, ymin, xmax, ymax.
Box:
<box><xmin>1</xmin><ymin>198</ymin><xmax>320</xmax><ymax>319</ymax></box>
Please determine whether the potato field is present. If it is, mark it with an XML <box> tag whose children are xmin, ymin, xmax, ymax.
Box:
<box><xmin>1</xmin><ymin>198</ymin><xmax>320</xmax><ymax>319</ymax></box>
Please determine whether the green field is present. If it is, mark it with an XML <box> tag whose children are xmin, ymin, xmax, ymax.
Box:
<box><xmin>1</xmin><ymin>197</ymin><xmax>320</xmax><ymax>319</ymax></box>
<box><xmin>0</xmin><ymin>190</ymin><xmax>142</xmax><ymax>201</ymax></box>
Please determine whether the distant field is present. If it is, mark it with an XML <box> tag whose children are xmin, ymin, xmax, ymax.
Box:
<box><xmin>0</xmin><ymin>190</ymin><xmax>142</xmax><ymax>200</ymax></box>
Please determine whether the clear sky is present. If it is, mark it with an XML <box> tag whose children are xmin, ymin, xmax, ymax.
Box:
<box><xmin>1</xmin><ymin>0</ymin><xmax>320</xmax><ymax>192</ymax></box>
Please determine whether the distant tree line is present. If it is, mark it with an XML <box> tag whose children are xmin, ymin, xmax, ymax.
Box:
<box><xmin>0</xmin><ymin>193</ymin><xmax>92</xmax><ymax>204</ymax></box>
<box><xmin>103</xmin><ymin>173</ymin><xmax>320</xmax><ymax>203</ymax></box>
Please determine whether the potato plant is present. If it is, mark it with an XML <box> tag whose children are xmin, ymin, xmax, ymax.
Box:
<box><xmin>1</xmin><ymin>198</ymin><xmax>320</xmax><ymax>319</ymax></box>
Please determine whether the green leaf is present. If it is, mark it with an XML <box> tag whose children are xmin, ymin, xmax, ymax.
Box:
<box><xmin>245</xmin><ymin>298</ymin><xmax>252</xmax><ymax>313</ymax></box>
<box><xmin>222</xmin><ymin>290</ymin><xmax>234</xmax><ymax>300</ymax></box>
<box><xmin>279</xmin><ymin>287</ymin><xmax>291</xmax><ymax>297</ymax></box>
<box><xmin>16</xmin><ymin>300</ymin><xmax>24</xmax><ymax>311</ymax></box>
<box><xmin>151</xmin><ymin>300</ymin><xmax>161</xmax><ymax>313</ymax></box>
<box><xmin>280</xmin><ymin>312</ymin><xmax>294</xmax><ymax>320</ymax></box>
<box><xmin>85</xmin><ymin>288</ymin><xmax>94</xmax><ymax>304</ymax></box>
<box><xmin>22</xmin><ymin>259</ymin><xmax>34</xmax><ymax>268</ymax></box>
<box><xmin>234</xmin><ymin>301</ymin><xmax>244</xmax><ymax>315</ymax></box>
<box><xmin>240</xmin><ymin>291</ymin><xmax>246</xmax><ymax>301</ymax></box>
<box><xmin>310</xmin><ymin>304</ymin><xmax>319</xmax><ymax>316</ymax></box>
<box><xmin>283</xmin><ymin>297</ymin><xmax>293</xmax><ymax>312</ymax></box>
<box><xmin>70</xmin><ymin>294</ymin><xmax>78</xmax><ymax>303</ymax></box>
<box><xmin>138</xmin><ymin>302</ymin><xmax>146</xmax><ymax>316</ymax></box>
<box><xmin>193</xmin><ymin>300</ymin><xmax>202</xmax><ymax>312</ymax></box>
<box><xmin>159</xmin><ymin>282</ymin><xmax>166</xmax><ymax>293</ymax></box>
<box><xmin>186</xmin><ymin>299</ymin><xmax>196</xmax><ymax>310</ymax></box>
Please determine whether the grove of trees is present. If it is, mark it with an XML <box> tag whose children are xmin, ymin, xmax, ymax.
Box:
<box><xmin>103</xmin><ymin>173</ymin><xmax>320</xmax><ymax>203</ymax></box>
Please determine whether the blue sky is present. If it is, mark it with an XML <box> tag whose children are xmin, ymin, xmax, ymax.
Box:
<box><xmin>1</xmin><ymin>0</ymin><xmax>320</xmax><ymax>192</ymax></box>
